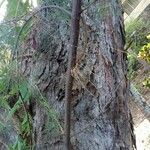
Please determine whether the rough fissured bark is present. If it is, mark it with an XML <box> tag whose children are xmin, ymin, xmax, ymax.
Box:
<box><xmin>20</xmin><ymin>0</ymin><xmax>136</xmax><ymax>149</ymax></box>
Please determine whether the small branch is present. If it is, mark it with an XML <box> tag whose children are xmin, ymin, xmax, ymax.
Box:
<box><xmin>64</xmin><ymin>0</ymin><xmax>82</xmax><ymax>150</ymax></box>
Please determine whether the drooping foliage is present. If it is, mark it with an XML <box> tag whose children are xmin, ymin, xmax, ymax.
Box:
<box><xmin>0</xmin><ymin>0</ymin><xmax>64</xmax><ymax>149</ymax></box>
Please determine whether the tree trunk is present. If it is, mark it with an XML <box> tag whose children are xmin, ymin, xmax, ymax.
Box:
<box><xmin>20</xmin><ymin>0</ymin><xmax>136</xmax><ymax>149</ymax></box>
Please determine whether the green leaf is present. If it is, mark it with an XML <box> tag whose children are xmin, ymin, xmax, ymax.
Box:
<box><xmin>19</xmin><ymin>80</ymin><xmax>30</xmax><ymax>102</ymax></box>
<box><xmin>6</xmin><ymin>0</ymin><xmax>30</xmax><ymax>19</ymax></box>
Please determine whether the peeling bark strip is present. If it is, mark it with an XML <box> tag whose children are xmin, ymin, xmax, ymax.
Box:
<box><xmin>64</xmin><ymin>0</ymin><xmax>82</xmax><ymax>149</ymax></box>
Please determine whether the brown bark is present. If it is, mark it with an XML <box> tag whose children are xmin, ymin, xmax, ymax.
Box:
<box><xmin>18</xmin><ymin>0</ymin><xmax>136</xmax><ymax>149</ymax></box>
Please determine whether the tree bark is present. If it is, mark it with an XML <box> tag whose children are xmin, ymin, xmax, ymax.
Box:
<box><xmin>19</xmin><ymin>0</ymin><xmax>136</xmax><ymax>149</ymax></box>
